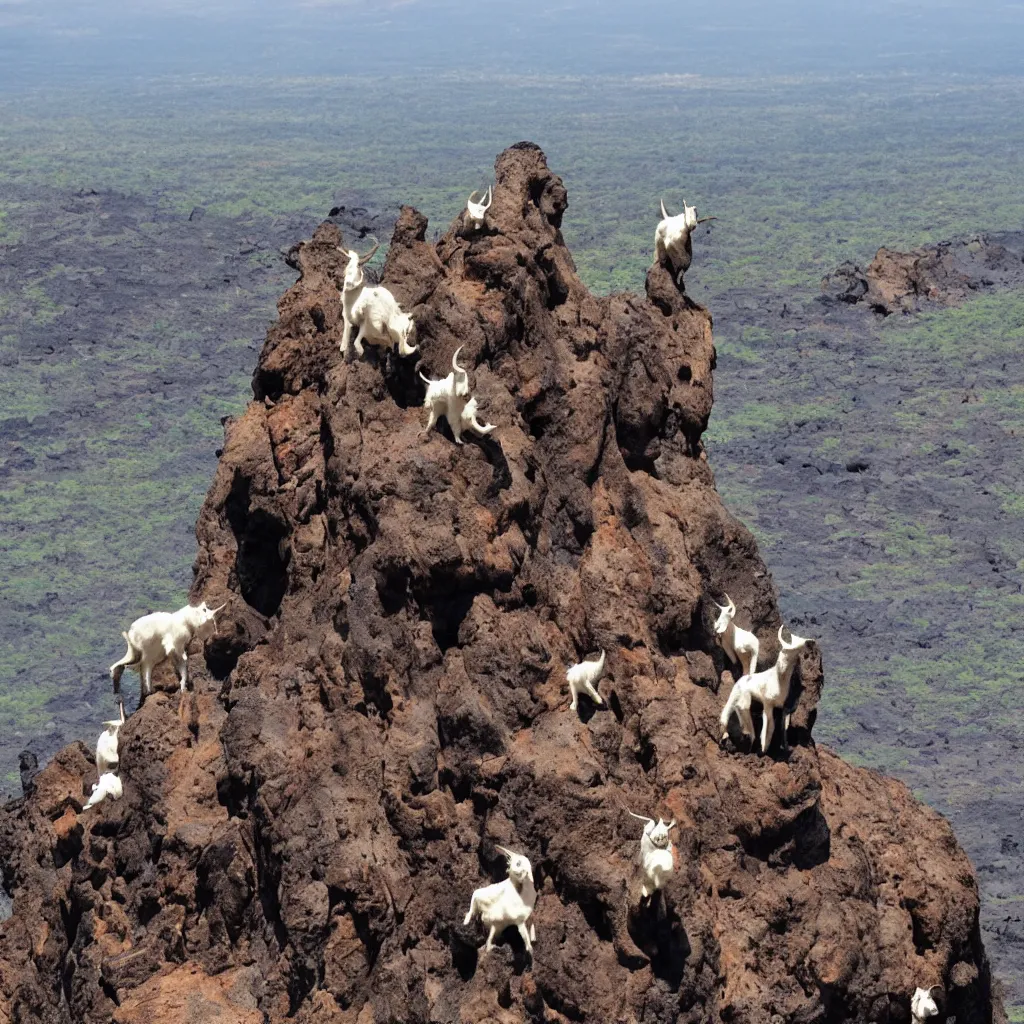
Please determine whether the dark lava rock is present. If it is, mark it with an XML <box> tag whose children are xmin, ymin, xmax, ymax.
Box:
<box><xmin>284</xmin><ymin>198</ymin><xmax>396</xmax><ymax>274</ymax></box>
<box><xmin>821</xmin><ymin>232</ymin><xmax>1024</xmax><ymax>314</ymax></box>
<box><xmin>0</xmin><ymin>145</ymin><xmax>1004</xmax><ymax>1023</ymax></box>
<box><xmin>327</xmin><ymin>191</ymin><xmax>400</xmax><ymax>245</ymax></box>
<box><xmin>16</xmin><ymin>751</ymin><xmax>38</xmax><ymax>798</ymax></box>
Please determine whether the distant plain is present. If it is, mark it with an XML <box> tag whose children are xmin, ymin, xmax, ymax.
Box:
<box><xmin>1</xmin><ymin>65</ymin><xmax>1023</xmax><ymax>1006</ymax></box>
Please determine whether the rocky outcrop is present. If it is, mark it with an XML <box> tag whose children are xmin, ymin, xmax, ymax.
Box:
<box><xmin>0</xmin><ymin>144</ymin><xmax>1003</xmax><ymax>1023</ymax></box>
<box><xmin>822</xmin><ymin>232</ymin><xmax>1024</xmax><ymax>314</ymax></box>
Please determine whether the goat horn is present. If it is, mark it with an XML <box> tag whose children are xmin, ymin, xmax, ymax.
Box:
<box><xmin>451</xmin><ymin>345</ymin><xmax>466</xmax><ymax>374</ymax></box>
<box><xmin>667</xmin><ymin>820</ymin><xmax>677</xmax><ymax>830</ymax></box>
<box><xmin>495</xmin><ymin>845</ymin><xmax>514</xmax><ymax>859</ymax></box>
<box><xmin>696</xmin><ymin>216</ymin><xmax>717</xmax><ymax>224</ymax></box>
<box><xmin>628</xmin><ymin>811</ymin><xmax>654</xmax><ymax>824</ymax></box>
<box><xmin>468</xmin><ymin>190</ymin><xmax>482</xmax><ymax>204</ymax></box>
<box><xmin>660</xmin><ymin>198</ymin><xmax>669</xmax><ymax>219</ymax></box>
<box><xmin>358</xmin><ymin>237</ymin><xmax>380</xmax><ymax>265</ymax></box>
<box><xmin>779</xmin><ymin>626</ymin><xmax>805</xmax><ymax>649</ymax></box>
<box><xmin>210</xmin><ymin>603</ymin><xmax>227</xmax><ymax>615</ymax></box>
<box><xmin>483</xmin><ymin>186</ymin><xmax>493</xmax><ymax>208</ymax></box>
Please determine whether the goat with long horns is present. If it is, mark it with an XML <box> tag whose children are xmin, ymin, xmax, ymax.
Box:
<box><xmin>338</xmin><ymin>235</ymin><xmax>418</xmax><ymax>360</ymax></box>
<box><xmin>465</xmin><ymin>185</ymin><xmax>493</xmax><ymax>231</ymax></box>
<box><xmin>720</xmin><ymin>626</ymin><xmax>812</xmax><ymax>754</ymax></box>
<box><xmin>419</xmin><ymin>345</ymin><xmax>497</xmax><ymax>443</ymax></box>
<box><xmin>110</xmin><ymin>600</ymin><xmax>227</xmax><ymax>704</ymax></box>
<box><xmin>628</xmin><ymin>811</ymin><xmax>677</xmax><ymax>899</ymax></box>
<box><xmin>463</xmin><ymin>845</ymin><xmax>538</xmax><ymax>955</ymax></box>
<box><xmin>711</xmin><ymin>593</ymin><xmax>759</xmax><ymax>680</ymax></box>
<box><xmin>654</xmin><ymin>197</ymin><xmax>716</xmax><ymax>285</ymax></box>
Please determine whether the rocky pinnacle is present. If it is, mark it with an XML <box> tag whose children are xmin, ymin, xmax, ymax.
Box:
<box><xmin>0</xmin><ymin>144</ymin><xmax>1002</xmax><ymax>1023</ymax></box>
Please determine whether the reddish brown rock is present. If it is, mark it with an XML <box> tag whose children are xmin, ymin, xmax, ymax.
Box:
<box><xmin>822</xmin><ymin>244</ymin><xmax>970</xmax><ymax>313</ymax></box>
<box><xmin>821</xmin><ymin>233</ymin><xmax>1024</xmax><ymax>315</ymax></box>
<box><xmin>0</xmin><ymin>144</ymin><xmax>1003</xmax><ymax>1023</ymax></box>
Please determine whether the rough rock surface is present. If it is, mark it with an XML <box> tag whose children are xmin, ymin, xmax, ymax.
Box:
<box><xmin>0</xmin><ymin>144</ymin><xmax>1003</xmax><ymax>1023</ymax></box>
<box><xmin>821</xmin><ymin>232</ymin><xmax>1024</xmax><ymax>314</ymax></box>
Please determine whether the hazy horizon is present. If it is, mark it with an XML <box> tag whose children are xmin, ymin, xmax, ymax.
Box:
<box><xmin>1</xmin><ymin>0</ymin><xmax>1023</xmax><ymax>88</ymax></box>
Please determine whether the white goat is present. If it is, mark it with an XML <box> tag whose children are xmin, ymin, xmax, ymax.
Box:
<box><xmin>720</xmin><ymin>626</ymin><xmax>811</xmax><ymax>754</ymax></box>
<box><xmin>463</xmin><ymin>846</ymin><xmax>537</xmax><ymax>955</ymax></box>
<box><xmin>95</xmin><ymin>703</ymin><xmax>125</xmax><ymax>774</ymax></box>
<box><xmin>421</xmin><ymin>345</ymin><xmax>469</xmax><ymax>420</ymax></box>
<box><xmin>629</xmin><ymin>811</ymin><xmax>676</xmax><ymax>899</ymax></box>
<box><xmin>712</xmin><ymin>593</ymin><xmax>760</xmax><ymax>680</ymax></box>
<box><xmin>465</xmin><ymin>186</ymin><xmax>493</xmax><ymax>231</ymax></box>
<box><xmin>82</xmin><ymin>772</ymin><xmax>123</xmax><ymax>812</ymax></box>
<box><xmin>654</xmin><ymin>198</ymin><xmax>715</xmax><ymax>284</ymax></box>
<box><xmin>566</xmin><ymin>649</ymin><xmax>606</xmax><ymax>711</ymax></box>
<box><xmin>458</xmin><ymin>397</ymin><xmax>497</xmax><ymax>441</ymax></box>
<box><xmin>911</xmin><ymin>987</ymin><xmax>940</xmax><ymax>1023</ymax></box>
<box><xmin>338</xmin><ymin>237</ymin><xmax>417</xmax><ymax>360</ymax></box>
<box><xmin>419</xmin><ymin>346</ymin><xmax>496</xmax><ymax>443</ymax></box>
<box><xmin>109</xmin><ymin>601</ymin><xmax>225</xmax><ymax>702</ymax></box>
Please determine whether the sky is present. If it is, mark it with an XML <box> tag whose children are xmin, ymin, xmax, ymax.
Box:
<box><xmin>1</xmin><ymin>0</ymin><xmax>1023</xmax><ymax>87</ymax></box>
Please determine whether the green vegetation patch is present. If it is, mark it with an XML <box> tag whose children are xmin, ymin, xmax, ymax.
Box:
<box><xmin>879</xmin><ymin>289</ymin><xmax>1024</xmax><ymax>366</ymax></box>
